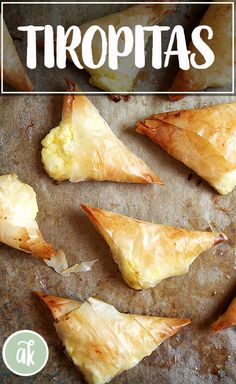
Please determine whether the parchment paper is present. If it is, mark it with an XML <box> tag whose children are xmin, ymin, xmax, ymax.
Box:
<box><xmin>0</xmin><ymin>2</ymin><xmax>236</xmax><ymax>384</ymax></box>
<box><xmin>0</xmin><ymin>91</ymin><xmax>236</xmax><ymax>384</ymax></box>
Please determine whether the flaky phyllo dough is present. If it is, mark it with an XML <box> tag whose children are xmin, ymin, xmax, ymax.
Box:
<box><xmin>1</xmin><ymin>18</ymin><xmax>33</xmax><ymax>91</ymax></box>
<box><xmin>69</xmin><ymin>4</ymin><xmax>176</xmax><ymax>91</ymax></box>
<box><xmin>136</xmin><ymin>102</ymin><xmax>236</xmax><ymax>195</ymax></box>
<box><xmin>81</xmin><ymin>205</ymin><xmax>227</xmax><ymax>290</ymax></box>
<box><xmin>212</xmin><ymin>297</ymin><xmax>236</xmax><ymax>333</ymax></box>
<box><xmin>169</xmin><ymin>3</ymin><xmax>233</xmax><ymax>99</ymax></box>
<box><xmin>42</xmin><ymin>81</ymin><xmax>161</xmax><ymax>184</ymax></box>
<box><xmin>0</xmin><ymin>174</ymin><xmax>53</xmax><ymax>258</ymax></box>
<box><xmin>36</xmin><ymin>291</ymin><xmax>190</xmax><ymax>384</ymax></box>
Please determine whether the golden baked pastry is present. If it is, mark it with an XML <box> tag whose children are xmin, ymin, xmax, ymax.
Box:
<box><xmin>81</xmin><ymin>204</ymin><xmax>227</xmax><ymax>290</ymax></box>
<box><xmin>169</xmin><ymin>3</ymin><xmax>233</xmax><ymax>99</ymax></box>
<box><xmin>0</xmin><ymin>174</ymin><xmax>53</xmax><ymax>258</ymax></box>
<box><xmin>136</xmin><ymin>102</ymin><xmax>236</xmax><ymax>195</ymax></box>
<box><xmin>69</xmin><ymin>4</ymin><xmax>176</xmax><ymax>92</ymax></box>
<box><xmin>212</xmin><ymin>297</ymin><xmax>236</xmax><ymax>333</ymax></box>
<box><xmin>1</xmin><ymin>18</ymin><xmax>33</xmax><ymax>91</ymax></box>
<box><xmin>42</xmin><ymin>80</ymin><xmax>161</xmax><ymax>184</ymax></box>
<box><xmin>36</xmin><ymin>291</ymin><xmax>190</xmax><ymax>384</ymax></box>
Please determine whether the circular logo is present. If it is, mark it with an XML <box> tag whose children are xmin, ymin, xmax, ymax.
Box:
<box><xmin>2</xmin><ymin>330</ymin><xmax>49</xmax><ymax>376</ymax></box>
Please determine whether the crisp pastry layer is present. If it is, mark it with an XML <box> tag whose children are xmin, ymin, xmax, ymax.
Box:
<box><xmin>169</xmin><ymin>3</ymin><xmax>233</xmax><ymax>99</ymax></box>
<box><xmin>42</xmin><ymin>80</ymin><xmax>162</xmax><ymax>184</ymax></box>
<box><xmin>1</xmin><ymin>18</ymin><xmax>33</xmax><ymax>91</ymax></box>
<box><xmin>136</xmin><ymin>102</ymin><xmax>236</xmax><ymax>195</ymax></box>
<box><xmin>212</xmin><ymin>297</ymin><xmax>236</xmax><ymax>333</ymax></box>
<box><xmin>0</xmin><ymin>174</ymin><xmax>53</xmax><ymax>258</ymax></box>
<box><xmin>68</xmin><ymin>4</ymin><xmax>176</xmax><ymax>92</ymax></box>
<box><xmin>81</xmin><ymin>205</ymin><xmax>227</xmax><ymax>290</ymax></box>
<box><xmin>36</xmin><ymin>291</ymin><xmax>190</xmax><ymax>384</ymax></box>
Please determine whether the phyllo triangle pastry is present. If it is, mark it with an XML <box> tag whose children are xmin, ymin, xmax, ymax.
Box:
<box><xmin>212</xmin><ymin>297</ymin><xmax>236</xmax><ymax>333</ymax></box>
<box><xmin>36</xmin><ymin>291</ymin><xmax>190</xmax><ymax>384</ymax></box>
<box><xmin>81</xmin><ymin>205</ymin><xmax>227</xmax><ymax>290</ymax></box>
<box><xmin>1</xmin><ymin>18</ymin><xmax>33</xmax><ymax>91</ymax></box>
<box><xmin>136</xmin><ymin>102</ymin><xmax>236</xmax><ymax>195</ymax></box>
<box><xmin>0</xmin><ymin>174</ymin><xmax>53</xmax><ymax>258</ymax></box>
<box><xmin>169</xmin><ymin>3</ymin><xmax>233</xmax><ymax>99</ymax></box>
<box><xmin>42</xmin><ymin>80</ymin><xmax>161</xmax><ymax>184</ymax></box>
<box><xmin>70</xmin><ymin>4</ymin><xmax>176</xmax><ymax>92</ymax></box>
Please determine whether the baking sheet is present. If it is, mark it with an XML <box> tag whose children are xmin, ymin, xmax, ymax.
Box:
<box><xmin>1</xmin><ymin>1</ymin><xmax>236</xmax><ymax>383</ymax></box>
<box><xmin>0</xmin><ymin>91</ymin><xmax>236</xmax><ymax>384</ymax></box>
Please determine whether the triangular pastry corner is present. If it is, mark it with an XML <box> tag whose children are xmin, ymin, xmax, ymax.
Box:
<box><xmin>35</xmin><ymin>291</ymin><xmax>82</xmax><ymax>320</ymax></box>
<box><xmin>211</xmin><ymin>297</ymin><xmax>236</xmax><ymax>333</ymax></box>
<box><xmin>2</xmin><ymin>18</ymin><xmax>33</xmax><ymax>91</ymax></box>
